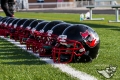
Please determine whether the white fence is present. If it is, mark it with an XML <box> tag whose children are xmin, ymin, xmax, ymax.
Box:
<box><xmin>94</xmin><ymin>0</ymin><xmax>118</xmax><ymax>6</ymax></box>
<box><xmin>14</xmin><ymin>0</ymin><xmax>120</xmax><ymax>10</ymax></box>
<box><xmin>75</xmin><ymin>0</ymin><xmax>120</xmax><ymax>7</ymax></box>
<box><xmin>28</xmin><ymin>2</ymin><xmax>75</xmax><ymax>9</ymax></box>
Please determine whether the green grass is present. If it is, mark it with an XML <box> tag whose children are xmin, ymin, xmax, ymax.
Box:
<box><xmin>0</xmin><ymin>12</ymin><xmax>120</xmax><ymax>80</ymax></box>
<box><xmin>0</xmin><ymin>38</ymin><xmax>77</xmax><ymax>80</ymax></box>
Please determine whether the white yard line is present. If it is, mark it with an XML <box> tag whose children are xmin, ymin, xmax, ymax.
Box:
<box><xmin>0</xmin><ymin>36</ymin><xmax>97</xmax><ymax>80</ymax></box>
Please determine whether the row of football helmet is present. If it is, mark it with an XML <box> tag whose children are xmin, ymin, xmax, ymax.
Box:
<box><xmin>0</xmin><ymin>16</ymin><xmax>100</xmax><ymax>63</ymax></box>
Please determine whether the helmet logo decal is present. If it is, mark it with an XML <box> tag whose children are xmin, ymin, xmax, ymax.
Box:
<box><xmin>80</xmin><ymin>30</ymin><xmax>97</xmax><ymax>48</ymax></box>
<box><xmin>80</xmin><ymin>30</ymin><xmax>89</xmax><ymax>39</ymax></box>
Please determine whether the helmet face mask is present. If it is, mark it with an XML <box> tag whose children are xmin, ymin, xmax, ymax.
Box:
<box><xmin>53</xmin><ymin>35</ymin><xmax>87</xmax><ymax>63</ymax></box>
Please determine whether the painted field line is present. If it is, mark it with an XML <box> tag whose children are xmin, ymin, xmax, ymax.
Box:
<box><xmin>0</xmin><ymin>36</ymin><xmax>97</xmax><ymax>80</ymax></box>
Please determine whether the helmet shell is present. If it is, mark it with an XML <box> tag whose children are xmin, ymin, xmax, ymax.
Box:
<box><xmin>35</xmin><ymin>21</ymin><xmax>49</xmax><ymax>31</ymax></box>
<box><xmin>62</xmin><ymin>24</ymin><xmax>100</xmax><ymax>59</ymax></box>
<box><xmin>43</xmin><ymin>20</ymin><xmax>64</xmax><ymax>32</ymax></box>
<box><xmin>51</xmin><ymin>23</ymin><xmax>72</xmax><ymax>36</ymax></box>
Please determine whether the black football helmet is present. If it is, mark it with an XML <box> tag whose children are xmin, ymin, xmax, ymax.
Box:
<box><xmin>52</xmin><ymin>24</ymin><xmax>100</xmax><ymax>63</ymax></box>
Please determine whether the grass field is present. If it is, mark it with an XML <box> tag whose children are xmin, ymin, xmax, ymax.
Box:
<box><xmin>0</xmin><ymin>12</ymin><xmax>120</xmax><ymax>80</ymax></box>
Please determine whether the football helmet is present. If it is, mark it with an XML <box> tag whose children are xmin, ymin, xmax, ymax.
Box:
<box><xmin>52</xmin><ymin>24</ymin><xmax>100</xmax><ymax>63</ymax></box>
